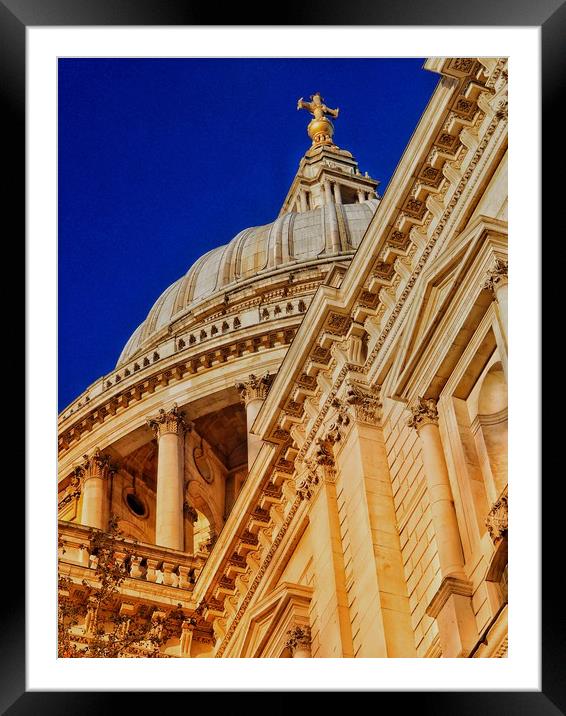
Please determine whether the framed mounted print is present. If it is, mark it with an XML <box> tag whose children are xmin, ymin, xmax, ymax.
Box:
<box><xmin>7</xmin><ymin>0</ymin><xmax>557</xmax><ymax>710</ymax></box>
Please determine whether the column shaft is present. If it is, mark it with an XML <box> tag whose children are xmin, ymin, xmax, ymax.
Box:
<box><xmin>416</xmin><ymin>421</ymin><xmax>465</xmax><ymax>577</ymax></box>
<box><xmin>409</xmin><ymin>398</ymin><xmax>477</xmax><ymax>656</ymax></box>
<box><xmin>79</xmin><ymin>449</ymin><xmax>109</xmax><ymax>530</ymax></box>
<box><xmin>324</xmin><ymin>180</ymin><xmax>333</xmax><ymax>206</ymax></box>
<box><xmin>148</xmin><ymin>405</ymin><xmax>186</xmax><ymax>551</ymax></box>
<box><xmin>236</xmin><ymin>373</ymin><xmax>273</xmax><ymax>473</ymax></box>
<box><xmin>495</xmin><ymin>282</ymin><xmax>508</xmax><ymax>341</ymax></box>
<box><xmin>155</xmin><ymin>431</ymin><xmax>184</xmax><ymax>550</ymax></box>
<box><xmin>245</xmin><ymin>397</ymin><xmax>264</xmax><ymax>471</ymax></box>
<box><xmin>82</xmin><ymin>475</ymin><xmax>106</xmax><ymax>529</ymax></box>
<box><xmin>333</xmin><ymin>182</ymin><xmax>342</xmax><ymax>204</ymax></box>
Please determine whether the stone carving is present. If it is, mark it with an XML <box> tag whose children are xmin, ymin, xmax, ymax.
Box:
<box><xmin>235</xmin><ymin>373</ymin><xmax>274</xmax><ymax>405</ymax></box>
<box><xmin>285</xmin><ymin>624</ymin><xmax>311</xmax><ymax>654</ymax></box>
<box><xmin>407</xmin><ymin>397</ymin><xmax>439</xmax><ymax>430</ymax></box>
<box><xmin>79</xmin><ymin>447</ymin><xmax>111</xmax><ymax>481</ymax></box>
<box><xmin>297</xmin><ymin>435</ymin><xmax>337</xmax><ymax>500</ymax></box>
<box><xmin>486</xmin><ymin>486</ymin><xmax>508</xmax><ymax>544</ymax></box>
<box><xmin>147</xmin><ymin>403</ymin><xmax>187</xmax><ymax>438</ymax></box>
<box><xmin>295</xmin><ymin>463</ymin><xmax>319</xmax><ymax>501</ymax></box>
<box><xmin>343</xmin><ymin>380</ymin><xmax>382</xmax><ymax>424</ymax></box>
<box><xmin>447</xmin><ymin>58</ymin><xmax>476</xmax><ymax>74</ymax></box>
<box><xmin>325</xmin><ymin>312</ymin><xmax>352</xmax><ymax>336</ymax></box>
<box><xmin>483</xmin><ymin>257</ymin><xmax>508</xmax><ymax>294</ymax></box>
<box><xmin>193</xmin><ymin>439</ymin><xmax>214</xmax><ymax>484</ymax></box>
<box><xmin>183</xmin><ymin>501</ymin><xmax>198</xmax><ymax>524</ymax></box>
<box><xmin>58</xmin><ymin>470</ymin><xmax>83</xmax><ymax>508</ymax></box>
<box><xmin>313</xmin><ymin>437</ymin><xmax>335</xmax><ymax>467</ymax></box>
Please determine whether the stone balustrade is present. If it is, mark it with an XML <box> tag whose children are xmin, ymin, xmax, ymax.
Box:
<box><xmin>58</xmin><ymin>520</ymin><xmax>204</xmax><ymax>591</ymax></box>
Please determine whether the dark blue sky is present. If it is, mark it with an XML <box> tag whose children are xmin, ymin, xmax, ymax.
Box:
<box><xmin>58</xmin><ymin>58</ymin><xmax>439</xmax><ymax>411</ymax></box>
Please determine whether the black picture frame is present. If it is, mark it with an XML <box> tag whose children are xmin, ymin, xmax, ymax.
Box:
<box><xmin>8</xmin><ymin>0</ymin><xmax>558</xmax><ymax>711</ymax></box>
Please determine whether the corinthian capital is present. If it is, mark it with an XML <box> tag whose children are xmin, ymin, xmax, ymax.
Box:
<box><xmin>407</xmin><ymin>397</ymin><xmax>439</xmax><ymax>430</ymax></box>
<box><xmin>80</xmin><ymin>447</ymin><xmax>111</xmax><ymax>480</ymax></box>
<box><xmin>483</xmin><ymin>257</ymin><xmax>508</xmax><ymax>293</ymax></box>
<box><xmin>147</xmin><ymin>403</ymin><xmax>187</xmax><ymax>438</ymax></box>
<box><xmin>235</xmin><ymin>373</ymin><xmax>274</xmax><ymax>405</ymax></box>
<box><xmin>344</xmin><ymin>380</ymin><xmax>382</xmax><ymax>424</ymax></box>
<box><xmin>486</xmin><ymin>486</ymin><xmax>508</xmax><ymax>545</ymax></box>
<box><xmin>285</xmin><ymin>624</ymin><xmax>311</xmax><ymax>654</ymax></box>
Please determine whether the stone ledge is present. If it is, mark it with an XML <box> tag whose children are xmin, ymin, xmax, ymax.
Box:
<box><xmin>425</xmin><ymin>575</ymin><xmax>473</xmax><ymax>619</ymax></box>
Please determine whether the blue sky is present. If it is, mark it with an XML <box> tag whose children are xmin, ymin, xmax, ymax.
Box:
<box><xmin>58</xmin><ymin>58</ymin><xmax>439</xmax><ymax>411</ymax></box>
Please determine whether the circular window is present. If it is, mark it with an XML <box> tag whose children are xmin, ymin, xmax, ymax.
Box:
<box><xmin>125</xmin><ymin>492</ymin><xmax>147</xmax><ymax>518</ymax></box>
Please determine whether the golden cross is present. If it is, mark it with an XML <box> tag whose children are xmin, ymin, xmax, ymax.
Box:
<box><xmin>297</xmin><ymin>92</ymin><xmax>339</xmax><ymax>121</ymax></box>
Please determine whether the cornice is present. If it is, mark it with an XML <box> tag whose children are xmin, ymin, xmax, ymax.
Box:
<box><xmin>58</xmin><ymin>326</ymin><xmax>298</xmax><ymax>458</ymax></box>
<box><xmin>214</xmin><ymin>495</ymin><xmax>303</xmax><ymax>657</ymax></box>
<box><xmin>255</xmin><ymin>58</ymin><xmax>507</xmax><ymax>453</ymax></box>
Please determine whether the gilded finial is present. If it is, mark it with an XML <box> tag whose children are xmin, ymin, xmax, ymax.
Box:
<box><xmin>297</xmin><ymin>92</ymin><xmax>339</xmax><ymax>148</ymax></box>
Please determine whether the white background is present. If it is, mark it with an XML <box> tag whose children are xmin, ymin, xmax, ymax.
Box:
<box><xmin>28</xmin><ymin>26</ymin><xmax>540</xmax><ymax>691</ymax></box>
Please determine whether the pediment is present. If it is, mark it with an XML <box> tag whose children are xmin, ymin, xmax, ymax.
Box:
<box><xmin>237</xmin><ymin>582</ymin><xmax>313</xmax><ymax>658</ymax></box>
<box><xmin>390</xmin><ymin>216</ymin><xmax>507</xmax><ymax>400</ymax></box>
<box><xmin>400</xmin><ymin>261</ymin><xmax>462</xmax><ymax>377</ymax></box>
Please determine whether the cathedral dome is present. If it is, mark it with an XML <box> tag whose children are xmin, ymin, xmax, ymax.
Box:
<box><xmin>117</xmin><ymin>197</ymin><xmax>379</xmax><ymax>367</ymax></box>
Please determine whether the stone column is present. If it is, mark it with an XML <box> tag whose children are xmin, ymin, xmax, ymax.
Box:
<box><xmin>299</xmin><ymin>190</ymin><xmax>308</xmax><ymax>213</ymax></box>
<box><xmin>285</xmin><ymin>624</ymin><xmax>311</xmax><ymax>657</ymax></box>
<box><xmin>236</xmin><ymin>373</ymin><xmax>274</xmax><ymax>472</ymax></box>
<box><xmin>357</xmin><ymin>189</ymin><xmax>366</xmax><ymax>203</ymax></box>
<box><xmin>147</xmin><ymin>404</ymin><xmax>187</xmax><ymax>551</ymax></box>
<box><xmin>333</xmin><ymin>182</ymin><xmax>342</xmax><ymax>204</ymax></box>
<box><xmin>324</xmin><ymin>179</ymin><xmax>333</xmax><ymax>205</ymax></box>
<box><xmin>408</xmin><ymin>397</ymin><xmax>477</xmax><ymax>657</ymax></box>
<box><xmin>484</xmin><ymin>257</ymin><xmax>508</xmax><ymax>341</ymax></box>
<box><xmin>80</xmin><ymin>448</ymin><xmax>110</xmax><ymax>530</ymax></box>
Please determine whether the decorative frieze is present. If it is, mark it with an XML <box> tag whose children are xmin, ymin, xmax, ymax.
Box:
<box><xmin>486</xmin><ymin>486</ymin><xmax>508</xmax><ymax>545</ymax></box>
<box><xmin>235</xmin><ymin>372</ymin><xmax>274</xmax><ymax>405</ymax></box>
<box><xmin>147</xmin><ymin>403</ymin><xmax>187</xmax><ymax>438</ymax></box>
<box><xmin>407</xmin><ymin>397</ymin><xmax>439</xmax><ymax>430</ymax></box>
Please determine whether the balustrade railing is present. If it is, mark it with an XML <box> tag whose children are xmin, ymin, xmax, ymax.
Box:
<box><xmin>58</xmin><ymin>520</ymin><xmax>204</xmax><ymax>591</ymax></box>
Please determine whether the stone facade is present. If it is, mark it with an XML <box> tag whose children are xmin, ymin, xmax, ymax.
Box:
<box><xmin>58</xmin><ymin>58</ymin><xmax>508</xmax><ymax>658</ymax></box>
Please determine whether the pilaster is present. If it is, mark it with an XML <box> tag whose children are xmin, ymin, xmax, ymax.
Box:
<box><xmin>330</xmin><ymin>379</ymin><xmax>415</xmax><ymax>657</ymax></box>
